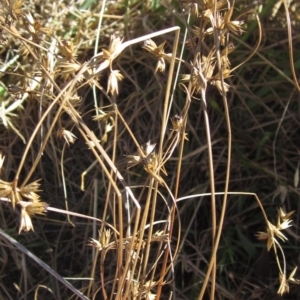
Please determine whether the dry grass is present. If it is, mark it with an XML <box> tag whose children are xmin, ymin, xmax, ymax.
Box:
<box><xmin>0</xmin><ymin>0</ymin><xmax>300</xmax><ymax>299</ymax></box>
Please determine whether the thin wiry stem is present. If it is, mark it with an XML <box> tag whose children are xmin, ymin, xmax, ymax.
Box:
<box><xmin>0</xmin><ymin>229</ymin><xmax>89</xmax><ymax>300</ymax></box>
<box><xmin>197</xmin><ymin>89</ymin><xmax>217</xmax><ymax>300</ymax></box>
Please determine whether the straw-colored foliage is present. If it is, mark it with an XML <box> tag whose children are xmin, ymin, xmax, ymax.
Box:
<box><xmin>0</xmin><ymin>0</ymin><xmax>300</xmax><ymax>299</ymax></box>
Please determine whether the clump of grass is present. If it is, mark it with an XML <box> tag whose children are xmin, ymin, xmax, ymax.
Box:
<box><xmin>0</xmin><ymin>0</ymin><xmax>299</xmax><ymax>299</ymax></box>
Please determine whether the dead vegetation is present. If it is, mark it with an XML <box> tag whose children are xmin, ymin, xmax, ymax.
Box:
<box><xmin>0</xmin><ymin>0</ymin><xmax>300</xmax><ymax>299</ymax></box>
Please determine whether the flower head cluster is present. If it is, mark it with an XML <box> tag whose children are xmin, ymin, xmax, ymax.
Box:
<box><xmin>0</xmin><ymin>157</ymin><xmax>48</xmax><ymax>234</ymax></box>
<box><xmin>256</xmin><ymin>208</ymin><xmax>294</xmax><ymax>251</ymax></box>
<box><xmin>142</xmin><ymin>39</ymin><xmax>172</xmax><ymax>73</ymax></box>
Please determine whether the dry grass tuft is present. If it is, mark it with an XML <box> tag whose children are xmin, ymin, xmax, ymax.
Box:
<box><xmin>0</xmin><ymin>0</ymin><xmax>300</xmax><ymax>299</ymax></box>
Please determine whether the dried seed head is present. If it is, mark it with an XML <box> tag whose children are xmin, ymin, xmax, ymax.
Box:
<box><xmin>256</xmin><ymin>230</ymin><xmax>274</xmax><ymax>251</ymax></box>
<box><xmin>212</xmin><ymin>80</ymin><xmax>230</xmax><ymax>95</ymax></box>
<box><xmin>184</xmin><ymin>52</ymin><xmax>216</xmax><ymax>93</ymax></box>
<box><xmin>201</xmin><ymin>0</ymin><xmax>227</xmax><ymax>19</ymax></box>
<box><xmin>101</xmin><ymin>121</ymin><xmax>114</xmax><ymax>144</ymax></box>
<box><xmin>100</xmin><ymin>229</ymin><xmax>111</xmax><ymax>248</ymax></box>
<box><xmin>23</xmin><ymin>200</ymin><xmax>48</xmax><ymax>215</ymax></box>
<box><xmin>155</xmin><ymin>57</ymin><xmax>166</xmax><ymax>73</ymax></box>
<box><xmin>144</xmin><ymin>154</ymin><xmax>164</xmax><ymax>185</ymax></box>
<box><xmin>93</xmin><ymin>35</ymin><xmax>124</xmax><ymax>75</ymax></box>
<box><xmin>143</xmin><ymin>39</ymin><xmax>171</xmax><ymax>73</ymax></box>
<box><xmin>0</xmin><ymin>180</ymin><xmax>21</xmax><ymax>207</ymax></box>
<box><xmin>18</xmin><ymin>200</ymin><xmax>48</xmax><ymax>233</ymax></box>
<box><xmin>107</xmin><ymin>35</ymin><xmax>123</xmax><ymax>56</ymax></box>
<box><xmin>101</xmin><ymin>35</ymin><xmax>124</xmax><ymax>63</ymax></box>
<box><xmin>256</xmin><ymin>216</ymin><xmax>292</xmax><ymax>252</ymax></box>
<box><xmin>171</xmin><ymin>115</ymin><xmax>183</xmax><ymax>131</ymax></box>
<box><xmin>107</xmin><ymin>70</ymin><xmax>123</xmax><ymax>95</ymax></box>
<box><xmin>57</xmin><ymin>128</ymin><xmax>77</xmax><ymax>146</ymax></box>
<box><xmin>276</xmin><ymin>217</ymin><xmax>292</xmax><ymax>231</ymax></box>
<box><xmin>19</xmin><ymin>179</ymin><xmax>41</xmax><ymax>202</ymax></box>
<box><xmin>222</xmin><ymin>7</ymin><xmax>245</xmax><ymax>36</ymax></box>
<box><xmin>56</xmin><ymin>59</ymin><xmax>82</xmax><ymax>82</ymax></box>
<box><xmin>226</xmin><ymin>19</ymin><xmax>244</xmax><ymax>36</ymax></box>
<box><xmin>88</xmin><ymin>238</ymin><xmax>102</xmax><ymax>250</ymax></box>
<box><xmin>19</xmin><ymin>208</ymin><xmax>33</xmax><ymax>233</ymax></box>
<box><xmin>210</xmin><ymin>69</ymin><xmax>231</xmax><ymax>96</ymax></box>
<box><xmin>278</xmin><ymin>207</ymin><xmax>295</xmax><ymax>221</ymax></box>
<box><xmin>142</xmin><ymin>39</ymin><xmax>158</xmax><ymax>53</ymax></box>
<box><xmin>288</xmin><ymin>266</ymin><xmax>300</xmax><ymax>285</ymax></box>
<box><xmin>170</xmin><ymin>114</ymin><xmax>189</xmax><ymax>141</ymax></box>
<box><xmin>278</xmin><ymin>273</ymin><xmax>289</xmax><ymax>295</ymax></box>
<box><xmin>143</xmin><ymin>40</ymin><xmax>167</xmax><ymax>58</ymax></box>
<box><xmin>88</xmin><ymin>229</ymin><xmax>111</xmax><ymax>250</ymax></box>
<box><xmin>268</xmin><ymin>221</ymin><xmax>288</xmax><ymax>242</ymax></box>
<box><xmin>126</xmin><ymin>141</ymin><xmax>156</xmax><ymax>168</ymax></box>
<box><xmin>140</xmin><ymin>141</ymin><xmax>156</xmax><ymax>157</ymax></box>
